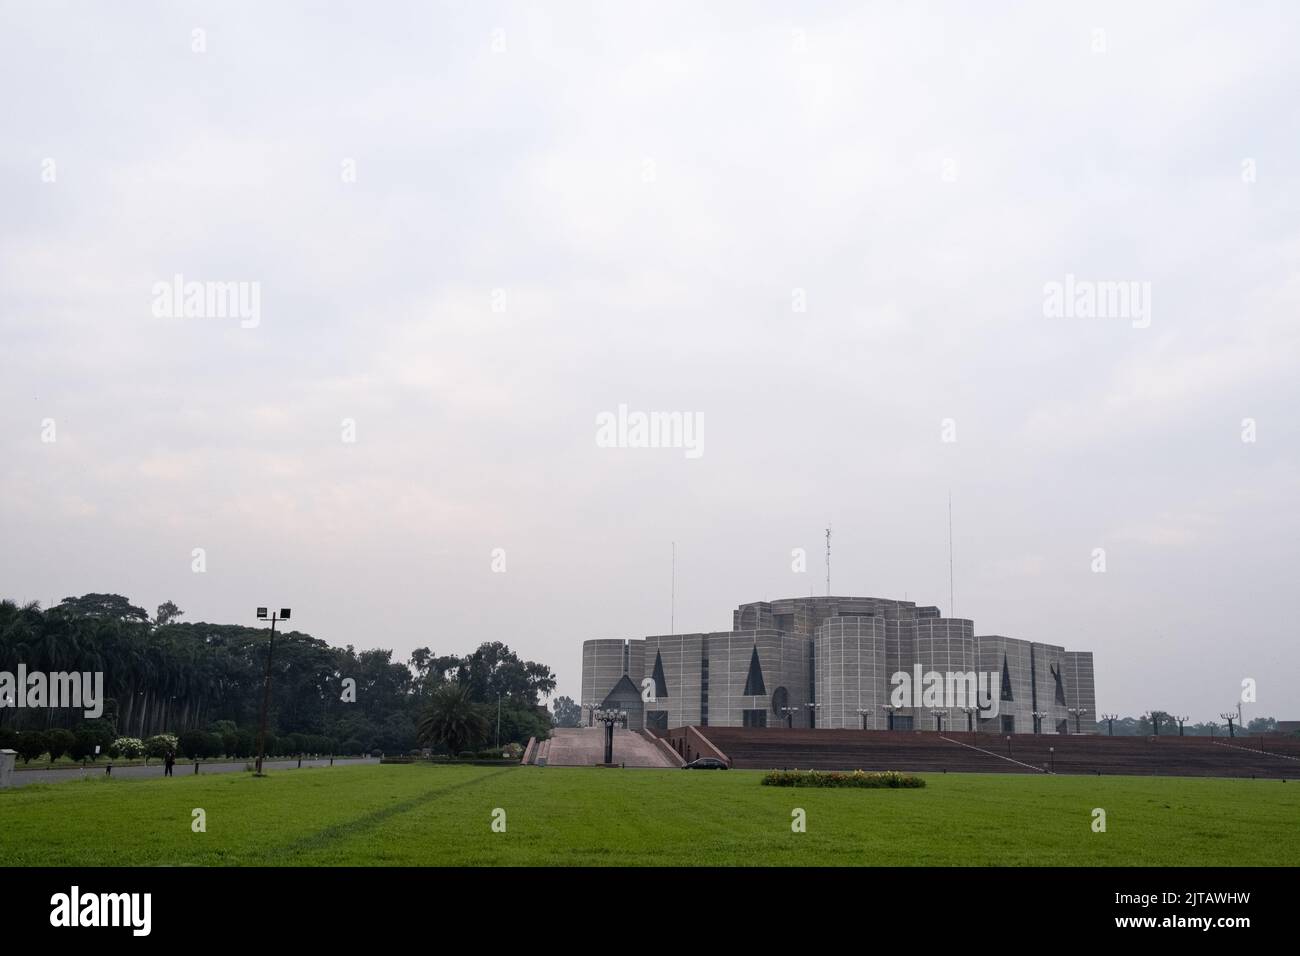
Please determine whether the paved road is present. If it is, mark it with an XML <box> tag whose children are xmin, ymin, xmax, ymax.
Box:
<box><xmin>7</xmin><ymin>757</ymin><xmax>380</xmax><ymax>788</ymax></box>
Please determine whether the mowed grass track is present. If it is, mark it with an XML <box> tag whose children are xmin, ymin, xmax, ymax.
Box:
<box><xmin>1</xmin><ymin>764</ymin><xmax>1296</xmax><ymax>866</ymax></box>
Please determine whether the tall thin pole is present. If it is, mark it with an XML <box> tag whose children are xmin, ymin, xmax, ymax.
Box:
<box><xmin>825</xmin><ymin>525</ymin><xmax>831</xmax><ymax>596</ymax></box>
<box><xmin>948</xmin><ymin>492</ymin><xmax>955</xmax><ymax>617</ymax></box>
<box><xmin>255</xmin><ymin>614</ymin><xmax>277</xmax><ymax>776</ymax></box>
<box><xmin>671</xmin><ymin>541</ymin><xmax>676</xmax><ymax>635</ymax></box>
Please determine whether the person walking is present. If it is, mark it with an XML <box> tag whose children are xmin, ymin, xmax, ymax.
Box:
<box><xmin>164</xmin><ymin>749</ymin><xmax>175</xmax><ymax>777</ymax></box>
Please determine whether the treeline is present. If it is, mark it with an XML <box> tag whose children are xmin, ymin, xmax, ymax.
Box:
<box><xmin>0</xmin><ymin>593</ymin><xmax>558</xmax><ymax>758</ymax></box>
<box><xmin>1101</xmin><ymin>714</ymin><xmax>1286</xmax><ymax>736</ymax></box>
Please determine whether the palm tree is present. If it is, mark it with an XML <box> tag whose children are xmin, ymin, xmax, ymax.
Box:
<box><xmin>416</xmin><ymin>683</ymin><xmax>489</xmax><ymax>755</ymax></box>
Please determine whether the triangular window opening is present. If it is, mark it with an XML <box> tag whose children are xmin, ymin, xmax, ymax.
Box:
<box><xmin>743</xmin><ymin>646</ymin><xmax>766</xmax><ymax>697</ymax></box>
<box><xmin>651</xmin><ymin>650</ymin><xmax>669</xmax><ymax>699</ymax></box>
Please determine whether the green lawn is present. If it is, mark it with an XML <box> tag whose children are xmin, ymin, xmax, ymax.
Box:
<box><xmin>1</xmin><ymin>764</ymin><xmax>1296</xmax><ymax>866</ymax></box>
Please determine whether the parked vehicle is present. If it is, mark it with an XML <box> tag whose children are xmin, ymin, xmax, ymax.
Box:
<box><xmin>682</xmin><ymin>757</ymin><xmax>728</xmax><ymax>770</ymax></box>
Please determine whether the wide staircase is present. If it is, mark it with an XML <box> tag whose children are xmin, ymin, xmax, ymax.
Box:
<box><xmin>693</xmin><ymin>727</ymin><xmax>1298</xmax><ymax>778</ymax></box>
<box><xmin>527</xmin><ymin>727</ymin><xmax>679</xmax><ymax>768</ymax></box>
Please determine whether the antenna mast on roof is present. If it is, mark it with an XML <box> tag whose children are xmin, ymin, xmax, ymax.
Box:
<box><xmin>825</xmin><ymin>525</ymin><xmax>832</xmax><ymax>596</ymax></box>
<box><xmin>671</xmin><ymin>541</ymin><xmax>676</xmax><ymax>636</ymax></box>
<box><xmin>948</xmin><ymin>492</ymin><xmax>955</xmax><ymax>617</ymax></box>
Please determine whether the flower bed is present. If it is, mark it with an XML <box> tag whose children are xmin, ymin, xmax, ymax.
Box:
<box><xmin>761</xmin><ymin>769</ymin><xmax>925</xmax><ymax>789</ymax></box>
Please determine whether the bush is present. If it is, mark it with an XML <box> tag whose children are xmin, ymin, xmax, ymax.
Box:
<box><xmin>143</xmin><ymin>734</ymin><xmax>179</xmax><ymax>761</ymax></box>
<box><xmin>45</xmin><ymin>728</ymin><xmax>76</xmax><ymax>763</ymax></box>
<box><xmin>175</xmin><ymin>730</ymin><xmax>225</xmax><ymax>759</ymax></box>
<box><xmin>110</xmin><ymin>736</ymin><xmax>144</xmax><ymax>759</ymax></box>
<box><xmin>178</xmin><ymin>730</ymin><xmax>209</xmax><ymax>759</ymax></box>
<box><xmin>16</xmin><ymin>731</ymin><xmax>48</xmax><ymax>764</ymax></box>
<box><xmin>761</xmin><ymin>769</ymin><xmax>926</xmax><ymax>789</ymax></box>
<box><xmin>0</xmin><ymin>728</ymin><xmax>18</xmax><ymax>751</ymax></box>
<box><xmin>70</xmin><ymin>721</ymin><xmax>115</xmax><ymax>761</ymax></box>
<box><xmin>340</xmin><ymin>738</ymin><xmax>363</xmax><ymax>756</ymax></box>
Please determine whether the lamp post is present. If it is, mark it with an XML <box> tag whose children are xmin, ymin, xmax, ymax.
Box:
<box><xmin>880</xmin><ymin>703</ymin><xmax>897</xmax><ymax>732</ymax></box>
<box><xmin>253</xmin><ymin>607</ymin><xmax>291</xmax><ymax>776</ymax></box>
<box><xmin>1048</xmin><ymin>746</ymin><xmax>1055</xmax><ymax>773</ymax></box>
<box><xmin>930</xmin><ymin>709</ymin><xmax>947</xmax><ymax>732</ymax></box>
<box><xmin>1144</xmin><ymin>711</ymin><xmax>1166</xmax><ymax>737</ymax></box>
<box><xmin>855</xmin><ymin>707</ymin><xmax>872</xmax><ymax>730</ymax></box>
<box><xmin>780</xmin><ymin>706</ymin><xmax>799</xmax><ymax>729</ymax></box>
<box><xmin>959</xmin><ymin>706</ymin><xmax>977</xmax><ymax>734</ymax></box>
<box><xmin>1067</xmin><ymin>707</ymin><xmax>1089</xmax><ymax>734</ymax></box>
<box><xmin>1176</xmin><ymin>715</ymin><xmax>1188</xmax><ymax>737</ymax></box>
<box><xmin>592</xmin><ymin>708</ymin><xmax>627</xmax><ymax>764</ymax></box>
<box><xmin>1206</xmin><ymin>721</ymin><xmax>1219</xmax><ymax>738</ymax></box>
<box><xmin>1100</xmin><ymin>713</ymin><xmax>1118</xmax><ymax>736</ymax></box>
<box><xmin>1219</xmin><ymin>712</ymin><xmax>1237</xmax><ymax>738</ymax></box>
<box><xmin>1031</xmin><ymin>710</ymin><xmax>1047</xmax><ymax>735</ymax></box>
<box><xmin>804</xmin><ymin>701</ymin><xmax>820</xmax><ymax>729</ymax></box>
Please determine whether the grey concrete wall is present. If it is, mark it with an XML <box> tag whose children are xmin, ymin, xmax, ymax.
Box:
<box><xmin>706</xmin><ymin>629</ymin><xmax>778</xmax><ymax>726</ymax></box>
<box><xmin>976</xmin><ymin>635</ymin><xmax>1034</xmax><ymax>734</ymax></box>
<box><xmin>814</xmin><ymin>616</ymin><xmax>887</xmax><ymax>729</ymax></box>
<box><xmin>1064</xmin><ymin>650</ymin><xmax>1098</xmax><ymax>733</ymax></box>
<box><xmin>640</xmin><ymin>632</ymin><xmax>705</xmax><ymax>727</ymax></box>
<box><xmin>0</xmin><ymin>749</ymin><xmax>15</xmax><ymax>788</ymax></box>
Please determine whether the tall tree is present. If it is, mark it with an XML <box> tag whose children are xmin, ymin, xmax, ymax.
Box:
<box><xmin>417</xmin><ymin>683</ymin><xmax>489</xmax><ymax>754</ymax></box>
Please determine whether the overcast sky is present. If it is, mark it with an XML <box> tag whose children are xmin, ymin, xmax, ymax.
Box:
<box><xmin>2</xmin><ymin>2</ymin><xmax>1298</xmax><ymax>723</ymax></box>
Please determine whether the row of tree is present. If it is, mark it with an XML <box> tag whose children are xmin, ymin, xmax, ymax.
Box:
<box><xmin>0</xmin><ymin>594</ymin><xmax>558</xmax><ymax>755</ymax></box>
<box><xmin>1100</xmin><ymin>713</ymin><xmax>1283</xmax><ymax>736</ymax></box>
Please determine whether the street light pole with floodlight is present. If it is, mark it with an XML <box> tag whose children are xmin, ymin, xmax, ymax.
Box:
<box><xmin>592</xmin><ymin>707</ymin><xmax>626</xmax><ymax>764</ymax></box>
<box><xmin>1067</xmin><ymin>706</ymin><xmax>1088</xmax><ymax>734</ymax></box>
<box><xmin>253</xmin><ymin>607</ymin><xmax>290</xmax><ymax>776</ymax></box>
<box><xmin>880</xmin><ymin>703</ymin><xmax>897</xmax><ymax>731</ymax></box>
<box><xmin>959</xmin><ymin>706</ymin><xmax>977</xmax><ymax>733</ymax></box>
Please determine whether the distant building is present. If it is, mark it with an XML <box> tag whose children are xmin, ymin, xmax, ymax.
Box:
<box><xmin>582</xmin><ymin>595</ymin><xmax>1097</xmax><ymax>734</ymax></box>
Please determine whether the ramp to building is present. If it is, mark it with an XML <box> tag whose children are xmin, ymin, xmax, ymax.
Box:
<box><xmin>533</xmin><ymin>727</ymin><xmax>676</xmax><ymax>768</ymax></box>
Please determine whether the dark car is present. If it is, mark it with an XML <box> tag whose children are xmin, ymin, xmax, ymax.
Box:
<box><xmin>682</xmin><ymin>757</ymin><xmax>728</xmax><ymax>770</ymax></box>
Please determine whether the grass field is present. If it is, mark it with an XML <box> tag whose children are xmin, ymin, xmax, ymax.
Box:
<box><xmin>2</xmin><ymin>763</ymin><xmax>1297</xmax><ymax>866</ymax></box>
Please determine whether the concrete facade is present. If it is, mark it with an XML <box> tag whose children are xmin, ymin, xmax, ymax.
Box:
<box><xmin>582</xmin><ymin>594</ymin><xmax>1098</xmax><ymax>735</ymax></box>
